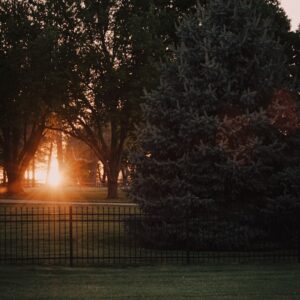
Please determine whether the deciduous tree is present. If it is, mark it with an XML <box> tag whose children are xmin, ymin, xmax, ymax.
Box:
<box><xmin>0</xmin><ymin>0</ymin><xmax>69</xmax><ymax>193</ymax></box>
<box><xmin>55</xmin><ymin>0</ymin><xmax>198</xmax><ymax>198</ymax></box>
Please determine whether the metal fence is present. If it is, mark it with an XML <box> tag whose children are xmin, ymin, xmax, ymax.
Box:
<box><xmin>0</xmin><ymin>204</ymin><xmax>298</xmax><ymax>266</ymax></box>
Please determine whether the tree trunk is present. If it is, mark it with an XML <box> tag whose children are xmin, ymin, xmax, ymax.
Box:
<box><xmin>107</xmin><ymin>176</ymin><xmax>118</xmax><ymax>199</ymax></box>
<box><xmin>31</xmin><ymin>157</ymin><xmax>36</xmax><ymax>187</ymax></box>
<box><xmin>6</xmin><ymin>167</ymin><xmax>24</xmax><ymax>195</ymax></box>
<box><xmin>2</xmin><ymin>168</ymin><xmax>7</xmax><ymax>184</ymax></box>
<box><xmin>3</xmin><ymin>169</ymin><xmax>7</xmax><ymax>184</ymax></box>
<box><xmin>106</xmin><ymin>162</ymin><xmax>120</xmax><ymax>199</ymax></box>
<box><xmin>46</xmin><ymin>142</ymin><xmax>53</xmax><ymax>184</ymax></box>
<box><xmin>1</xmin><ymin>119</ymin><xmax>45</xmax><ymax>195</ymax></box>
<box><xmin>56</xmin><ymin>131</ymin><xmax>63</xmax><ymax>173</ymax></box>
<box><xmin>7</xmin><ymin>178</ymin><xmax>24</xmax><ymax>194</ymax></box>
<box><xmin>101</xmin><ymin>164</ymin><xmax>107</xmax><ymax>184</ymax></box>
<box><xmin>121</xmin><ymin>165</ymin><xmax>129</xmax><ymax>186</ymax></box>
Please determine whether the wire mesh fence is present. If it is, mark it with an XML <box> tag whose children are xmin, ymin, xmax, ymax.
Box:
<box><xmin>0</xmin><ymin>204</ymin><xmax>298</xmax><ymax>266</ymax></box>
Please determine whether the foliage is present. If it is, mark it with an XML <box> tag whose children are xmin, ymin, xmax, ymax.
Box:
<box><xmin>130</xmin><ymin>0</ymin><xmax>299</xmax><ymax>228</ymax></box>
<box><xmin>0</xmin><ymin>0</ymin><xmax>199</xmax><ymax>195</ymax></box>
<box><xmin>0</xmin><ymin>0</ymin><xmax>69</xmax><ymax>193</ymax></box>
<box><xmin>292</xmin><ymin>26</ymin><xmax>300</xmax><ymax>88</ymax></box>
<box><xmin>52</xmin><ymin>0</ymin><xmax>198</xmax><ymax>198</ymax></box>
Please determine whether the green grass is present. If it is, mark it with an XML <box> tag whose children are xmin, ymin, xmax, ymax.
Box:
<box><xmin>0</xmin><ymin>264</ymin><xmax>299</xmax><ymax>299</ymax></box>
<box><xmin>0</xmin><ymin>186</ymin><xmax>130</xmax><ymax>203</ymax></box>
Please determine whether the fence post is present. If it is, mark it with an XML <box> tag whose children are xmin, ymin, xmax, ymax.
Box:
<box><xmin>186</xmin><ymin>218</ymin><xmax>190</xmax><ymax>265</ymax></box>
<box><xmin>69</xmin><ymin>206</ymin><xmax>73</xmax><ymax>267</ymax></box>
<box><xmin>297</xmin><ymin>209</ymin><xmax>300</xmax><ymax>263</ymax></box>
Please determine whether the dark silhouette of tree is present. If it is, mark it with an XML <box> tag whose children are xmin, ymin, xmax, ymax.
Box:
<box><xmin>0</xmin><ymin>0</ymin><xmax>69</xmax><ymax>193</ymax></box>
<box><xmin>52</xmin><ymin>0</ymin><xmax>198</xmax><ymax>199</ymax></box>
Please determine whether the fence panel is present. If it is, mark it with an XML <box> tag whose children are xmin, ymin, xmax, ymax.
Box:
<box><xmin>0</xmin><ymin>204</ymin><xmax>298</xmax><ymax>265</ymax></box>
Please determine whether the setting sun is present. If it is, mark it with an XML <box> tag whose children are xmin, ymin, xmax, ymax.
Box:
<box><xmin>47</xmin><ymin>157</ymin><xmax>62</xmax><ymax>187</ymax></box>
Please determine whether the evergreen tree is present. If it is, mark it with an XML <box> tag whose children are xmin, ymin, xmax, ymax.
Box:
<box><xmin>130</xmin><ymin>0</ymin><xmax>298</xmax><ymax>222</ymax></box>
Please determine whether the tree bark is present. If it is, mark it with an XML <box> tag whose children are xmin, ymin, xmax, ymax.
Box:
<box><xmin>106</xmin><ymin>161</ymin><xmax>120</xmax><ymax>199</ymax></box>
<box><xmin>7</xmin><ymin>178</ymin><xmax>24</xmax><ymax>194</ymax></box>
<box><xmin>56</xmin><ymin>131</ymin><xmax>64</xmax><ymax>173</ymax></box>
<box><xmin>121</xmin><ymin>165</ymin><xmax>129</xmax><ymax>186</ymax></box>
<box><xmin>1</xmin><ymin>113</ymin><xmax>45</xmax><ymax>195</ymax></box>
<box><xmin>6</xmin><ymin>166</ymin><xmax>24</xmax><ymax>194</ymax></box>
<box><xmin>46</xmin><ymin>142</ymin><xmax>53</xmax><ymax>184</ymax></box>
<box><xmin>1</xmin><ymin>168</ymin><xmax>7</xmax><ymax>184</ymax></box>
<box><xmin>101</xmin><ymin>163</ymin><xmax>107</xmax><ymax>184</ymax></box>
<box><xmin>31</xmin><ymin>157</ymin><xmax>36</xmax><ymax>187</ymax></box>
<box><xmin>3</xmin><ymin>169</ymin><xmax>7</xmax><ymax>184</ymax></box>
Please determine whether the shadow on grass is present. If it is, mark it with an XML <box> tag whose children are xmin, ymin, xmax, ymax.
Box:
<box><xmin>0</xmin><ymin>264</ymin><xmax>299</xmax><ymax>300</ymax></box>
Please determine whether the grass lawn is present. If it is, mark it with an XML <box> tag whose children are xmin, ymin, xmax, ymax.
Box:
<box><xmin>0</xmin><ymin>264</ymin><xmax>299</xmax><ymax>300</ymax></box>
<box><xmin>0</xmin><ymin>186</ymin><xmax>130</xmax><ymax>203</ymax></box>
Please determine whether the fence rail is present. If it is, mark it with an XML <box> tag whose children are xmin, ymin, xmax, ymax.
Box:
<box><xmin>0</xmin><ymin>204</ymin><xmax>298</xmax><ymax>266</ymax></box>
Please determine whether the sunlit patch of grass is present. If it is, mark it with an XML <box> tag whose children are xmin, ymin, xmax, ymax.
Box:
<box><xmin>0</xmin><ymin>186</ymin><xmax>130</xmax><ymax>203</ymax></box>
<box><xmin>0</xmin><ymin>186</ymin><xmax>7</xmax><ymax>194</ymax></box>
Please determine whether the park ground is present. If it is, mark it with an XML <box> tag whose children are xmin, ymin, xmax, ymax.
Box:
<box><xmin>0</xmin><ymin>186</ymin><xmax>129</xmax><ymax>203</ymax></box>
<box><xmin>0</xmin><ymin>264</ymin><xmax>299</xmax><ymax>300</ymax></box>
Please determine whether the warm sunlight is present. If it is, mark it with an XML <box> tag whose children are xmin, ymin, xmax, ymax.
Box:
<box><xmin>47</xmin><ymin>156</ymin><xmax>62</xmax><ymax>187</ymax></box>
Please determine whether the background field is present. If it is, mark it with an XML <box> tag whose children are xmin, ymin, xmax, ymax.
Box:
<box><xmin>0</xmin><ymin>264</ymin><xmax>299</xmax><ymax>300</ymax></box>
<box><xmin>0</xmin><ymin>186</ymin><xmax>129</xmax><ymax>203</ymax></box>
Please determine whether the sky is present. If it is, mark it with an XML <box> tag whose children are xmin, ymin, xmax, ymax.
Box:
<box><xmin>280</xmin><ymin>0</ymin><xmax>300</xmax><ymax>31</ymax></box>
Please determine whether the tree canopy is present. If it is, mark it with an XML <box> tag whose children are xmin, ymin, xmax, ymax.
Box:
<box><xmin>130</xmin><ymin>0</ymin><xmax>300</xmax><ymax>218</ymax></box>
<box><xmin>52</xmin><ymin>0</ymin><xmax>198</xmax><ymax>198</ymax></box>
<box><xmin>0</xmin><ymin>0</ymin><xmax>299</xmax><ymax>201</ymax></box>
<box><xmin>0</xmin><ymin>0</ymin><xmax>69</xmax><ymax>193</ymax></box>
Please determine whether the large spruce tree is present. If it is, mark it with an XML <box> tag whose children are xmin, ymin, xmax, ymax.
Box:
<box><xmin>130</xmin><ymin>0</ymin><xmax>299</xmax><ymax>220</ymax></box>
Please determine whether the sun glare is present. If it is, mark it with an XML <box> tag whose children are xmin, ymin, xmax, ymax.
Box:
<box><xmin>47</xmin><ymin>157</ymin><xmax>62</xmax><ymax>187</ymax></box>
